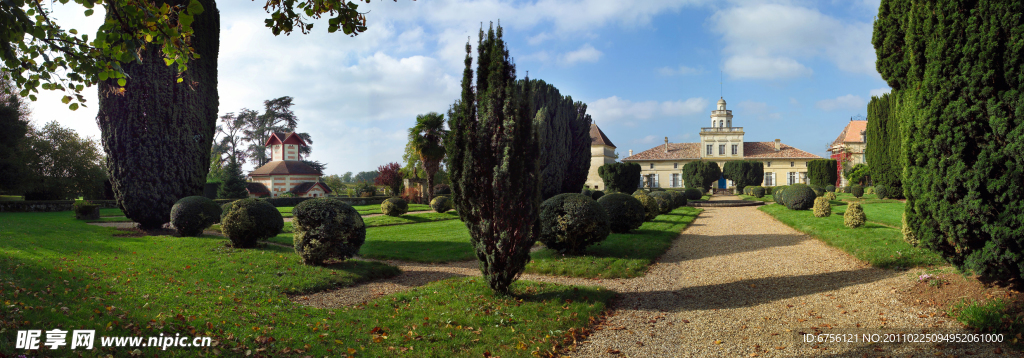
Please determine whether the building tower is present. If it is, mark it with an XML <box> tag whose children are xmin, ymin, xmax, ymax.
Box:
<box><xmin>699</xmin><ymin>97</ymin><xmax>744</xmax><ymax>159</ymax></box>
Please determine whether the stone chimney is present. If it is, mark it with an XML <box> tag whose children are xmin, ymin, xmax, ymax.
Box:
<box><xmin>774</xmin><ymin>139</ymin><xmax>781</xmax><ymax>151</ymax></box>
<box><xmin>664</xmin><ymin>137</ymin><xmax>669</xmax><ymax>153</ymax></box>
<box><xmin>629</xmin><ymin>149</ymin><xmax>633</xmax><ymax>156</ymax></box>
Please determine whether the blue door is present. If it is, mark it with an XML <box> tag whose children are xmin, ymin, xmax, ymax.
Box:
<box><xmin>718</xmin><ymin>175</ymin><xmax>726</xmax><ymax>189</ymax></box>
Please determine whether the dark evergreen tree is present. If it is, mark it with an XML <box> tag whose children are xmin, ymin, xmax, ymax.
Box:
<box><xmin>874</xmin><ymin>0</ymin><xmax>1024</xmax><ymax>284</ymax></box>
<box><xmin>866</xmin><ymin>93</ymin><xmax>903</xmax><ymax>198</ymax></box>
<box><xmin>597</xmin><ymin>162</ymin><xmax>641</xmax><ymax>194</ymax></box>
<box><xmin>218</xmin><ymin>158</ymin><xmax>248</xmax><ymax>199</ymax></box>
<box><xmin>0</xmin><ymin>73</ymin><xmax>30</xmax><ymax>193</ymax></box>
<box><xmin>722</xmin><ymin>161</ymin><xmax>764</xmax><ymax>193</ymax></box>
<box><xmin>807</xmin><ymin>159</ymin><xmax>838</xmax><ymax>187</ymax></box>
<box><xmin>682</xmin><ymin>160</ymin><xmax>721</xmax><ymax>192</ymax></box>
<box><xmin>524</xmin><ymin>79</ymin><xmax>592</xmax><ymax>200</ymax></box>
<box><xmin>97</xmin><ymin>0</ymin><xmax>219</xmax><ymax>229</ymax></box>
<box><xmin>445</xmin><ymin>23</ymin><xmax>540</xmax><ymax>294</ymax></box>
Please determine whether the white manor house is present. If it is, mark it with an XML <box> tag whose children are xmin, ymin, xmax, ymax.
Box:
<box><xmin>622</xmin><ymin>98</ymin><xmax>821</xmax><ymax>190</ymax></box>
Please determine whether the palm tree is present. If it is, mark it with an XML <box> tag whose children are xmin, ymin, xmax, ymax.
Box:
<box><xmin>408</xmin><ymin>112</ymin><xmax>447</xmax><ymax>203</ymax></box>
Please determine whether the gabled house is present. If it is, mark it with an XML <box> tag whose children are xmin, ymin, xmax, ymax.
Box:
<box><xmin>247</xmin><ymin>132</ymin><xmax>331</xmax><ymax>198</ymax></box>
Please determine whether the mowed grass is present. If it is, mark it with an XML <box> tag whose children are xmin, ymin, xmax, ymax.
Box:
<box><xmin>759</xmin><ymin>203</ymin><xmax>943</xmax><ymax>269</ymax></box>
<box><xmin>99</xmin><ymin>208</ymin><xmax>125</xmax><ymax>216</ymax></box>
<box><xmin>525</xmin><ymin>207</ymin><xmax>702</xmax><ymax>278</ymax></box>
<box><xmin>276</xmin><ymin>204</ymin><xmax>435</xmax><ymax>217</ymax></box>
<box><xmin>0</xmin><ymin>211</ymin><xmax>614</xmax><ymax>357</ymax></box>
<box><xmin>739</xmin><ymin>194</ymin><xmax>774</xmax><ymax>202</ymax></box>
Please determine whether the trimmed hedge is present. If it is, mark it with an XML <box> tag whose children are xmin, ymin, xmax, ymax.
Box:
<box><xmin>851</xmin><ymin>185</ymin><xmax>864</xmax><ymax>198</ymax></box>
<box><xmin>813</xmin><ymin>197</ymin><xmax>831</xmax><ymax>217</ymax></box>
<box><xmin>667</xmin><ymin>190</ymin><xmax>687</xmax><ymax>208</ymax></box>
<box><xmin>590</xmin><ymin>190</ymin><xmax>604</xmax><ymax>201</ymax></box>
<box><xmin>598</xmin><ymin>162</ymin><xmax>641</xmax><ymax>194</ymax></box>
<box><xmin>826</xmin><ymin>185</ymin><xmax>836</xmax><ymax>193</ymax></box>
<box><xmin>538</xmin><ymin>193</ymin><xmax>611</xmax><ymax>254</ymax></box>
<box><xmin>221</xmin><ymin>198</ymin><xmax>284</xmax><ymax>248</ymax></box>
<box><xmin>807</xmin><ymin>159</ymin><xmax>838</xmax><ymax>187</ymax></box>
<box><xmin>430</xmin><ymin>195</ymin><xmax>452</xmax><ymax>213</ymax></box>
<box><xmin>633</xmin><ymin>192</ymin><xmax>660</xmax><ymax>221</ymax></box>
<box><xmin>844</xmin><ymin>202</ymin><xmax>866</xmax><ymax>228</ymax></box>
<box><xmin>381</xmin><ymin>197</ymin><xmax>409</xmax><ymax>217</ymax></box>
<box><xmin>782</xmin><ymin>184</ymin><xmax>816</xmax><ymax>210</ymax></box>
<box><xmin>751</xmin><ymin>187</ymin><xmax>765</xmax><ymax>198</ymax></box>
<box><xmin>773</xmin><ymin>185</ymin><xmax>789</xmax><ymax>206</ymax></box>
<box><xmin>72</xmin><ymin>200</ymin><xmax>100</xmax><ymax>220</ymax></box>
<box><xmin>170</xmin><ymin>196</ymin><xmax>221</xmax><ymax>236</ymax></box>
<box><xmin>648</xmin><ymin>191</ymin><xmax>673</xmax><ymax>214</ymax></box>
<box><xmin>875</xmin><ymin>185</ymin><xmax>889</xmax><ymax>200</ymax></box>
<box><xmin>684</xmin><ymin>188</ymin><xmax>703</xmax><ymax>201</ymax></box>
<box><xmin>597</xmin><ymin>193</ymin><xmax>645</xmax><ymax>233</ymax></box>
<box><xmin>809</xmin><ymin>185</ymin><xmax>825</xmax><ymax>197</ymax></box>
<box><xmin>292</xmin><ymin>198</ymin><xmax>366</xmax><ymax>265</ymax></box>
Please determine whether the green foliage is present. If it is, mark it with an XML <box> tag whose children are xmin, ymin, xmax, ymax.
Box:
<box><xmin>355</xmin><ymin>181</ymin><xmax>376</xmax><ymax>197</ymax></box>
<box><xmin>0</xmin><ymin>76</ymin><xmax>30</xmax><ymax>193</ymax></box>
<box><xmin>291</xmin><ymin>198</ymin><xmax>365</xmax><ymax>265</ymax></box>
<box><xmin>667</xmin><ymin>190</ymin><xmax>687</xmax><ymax>208</ymax></box>
<box><xmin>525</xmin><ymin>79</ymin><xmax>593</xmax><ymax>201</ymax></box>
<box><xmin>597</xmin><ymin>162</ymin><xmax>641</xmax><ymax>194</ymax></box>
<box><xmin>537</xmin><ymin>193</ymin><xmax>610</xmax><ymax>254</ymax></box>
<box><xmin>722</xmin><ymin>161</ymin><xmax>764</xmax><ymax>193</ymax></box>
<box><xmin>809</xmin><ymin>185</ymin><xmax>824</xmax><ymax>197</ymax></box>
<box><xmin>221</xmin><ymin>198</ymin><xmax>284</xmax><ymax>248</ymax></box>
<box><xmin>682</xmin><ymin>160</ymin><xmax>721</xmax><ymax>192</ymax></box>
<box><xmin>590</xmin><ymin>190</ymin><xmax>604</xmax><ymax>201</ymax></box>
<box><xmin>751</xmin><ymin>187</ymin><xmax>765</xmax><ymax>198</ymax></box>
<box><xmin>847</xmin><ymin>163</ymin><xmax>870</xmax><ymax>186</ymax></box>
<box><xmin>826</xmin><ymin>185</ymin><xmax>836</xmax><ymax>192</ymax></box>
<box><xmin>823</xmin><ymin>192</ymin><xmax>837</xmax><ymax>201</ymax></box>
<box><xmin>874</xmin><ymin>185</ymin><xmax>889</xmax><ymax>200</ymax></box>
<box><xmin>380</xmin><ymin>197</ymin><xmax>409</xmax><ymax>217</ymax></box>
<box><xmin>851</xmin><ymin>185</ymin><xmax>864</xmax><ymax>198</ymax></box>
<box><xmin>807</xmin><ymin>159</ymin><xmax>838</xmax><ymax>187</ymax></box>
<box><xmin>901</xmin><ymin>212</ymin><xmax>918</xmax><ymax>246</ymax></box>
<box><xmin>844</xmin><ymin>202</ymin><xmax>866</xmax><ymax>228</ymax></box>
<box><xmin>648</xmin><ymin>191</ymin><xmax>673</xmax><ymax>214</ymax></box>
<box><xmin>813</xmin><ymin>197</ymin><xmax>831</xmax><ymax>217</ymax></box>
<box><xmin>20</xmin><ymin>121</ymin><xmax>106</xmax><ymax>200</ymax></box>
<box><xmin>843</xmin><ymin>186</ymin><xmax>852</xmax><ymax>194</ymax></box>
<box><xmin>217</xmin><ymin>159</ymin><xmax>248</xmax><ymax>199</ymax></box>
<box><xmin>866</xmin><ymin>93</ymin><xmax>903</xmax><ymax>199</ymax></box>
<box><xmin>683</xmin><ymin>188</ymin><xmax>703</xmax><ymax>201</ymax></box>
<box><xmin>434</xmin><ymin>184</ymin><xmax>452</xmax><ymax>195</ymax></box>
<box><xmin>782</xmin><ymin>184</ymin><xmax>816</xmax><ymax>210</ymax></box>
<box><xmin>430</xmin><ymin>195</ymin><xmax>452</xmax><ymax>213</ymax></box>
<box><xmin>72</xmin><ymin>200</ymin><xmax>99</xmax><ymax>220</ymax></box>
<box><xmin>597</xmin><ymin>193</ymin><xmax>645</xmax><ymax>234</ymax></box>
<box><xmin>170</xmin><ymin>196</ymin><xmax>221</xmax><ymax>236</ymax></box>
<box><xmin>633</xmin><ymin>192</ymin><xmax>660</xmax><ymax>222</ymax></box>
<box><xmin>773</xmin><ymin>185</ymin><xmax>789</xmax><ymax>205</ymax></box>
<box><xmin>444</xmin><ymin>23</ymin><xmax>541</xmax><ymax>294</ymax></box>
<box><xmin>220</xmin><ymin>201</ymin><xmax>238</xmax><ymax>223</ymax></box>
<box><xmin>407</xmin><ymin>112</ymin><xmax>447</xmax><ymax>202</ymax></box>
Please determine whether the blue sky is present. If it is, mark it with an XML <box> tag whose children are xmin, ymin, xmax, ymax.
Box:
<box><xmin>33</xmin><ymin>0</ymin><xmax>888</xmax><ymax>175</ymax></box>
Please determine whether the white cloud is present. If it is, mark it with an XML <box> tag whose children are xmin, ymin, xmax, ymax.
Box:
<box><xmin>711</xmin><ymin>3</ymin><xmax>876</xmax><ymax>79</ymax></box>
<box><xmin>657</xmin><ymin>65</ymin><xmax>701</xmax><ymax>76</ymax></box>
<box><xmin>869</xmin><ymin>87</ymin><xmax>891</xmax><ymax>98</ymax></box>
<box><xmin>723</xmin><ymin>55</ymin><xmax>812</xmax><ymax>79</ymax></box>
<box><xmin>528</xmin><ymin>32</ymin><xmax>551</xmax><ymax>45</ymax></box>
<box><xmin>816</xmin><ymin>94</ymin><xmax>867</xmax><ymax>111</ymax></box>
<box><xmin>736</xmin><ymin>100</ymin><xmax>782</xmax><ymax>120</ymax></box>
<box><xmin>559</xmin><ymin>44</ymin><xmax>602</xmax><ymax>65</ymax></box>
<box><xmin>590</xmin><ymin>96</ymin><xmax>708</xmax><ymax>126</ymax></box>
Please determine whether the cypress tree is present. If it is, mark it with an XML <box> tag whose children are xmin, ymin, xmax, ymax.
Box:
<box><xmin>598</xmin><ymin>162</ymin><xmax>641</xmax><ymax>194</ymax></box>
<box><xmin>807</xmin><ymin>159</ymin><xmax>838</xmax><ymax>187</ymax></box>
<box><xmin>722</xmin><ymin>161</ymin><xmax>764</xmax><ymax>193</ymax></box>
<box><xmin>682</xmin><ymin>160</ymin><xmax>721</xmax><ymax>192</ymax></box>
<box><xmin>874</xmin><ymin>0</ymin><xmax>1024</xmax><ymax>284</ymax></box>
<box><xmin>525</xmin><ymin>79</ymin><xmax>592</xmax><ymax>200</ymax></box>
<box><xmin>97</xmin><ymin>0</ymin><xmax>219</xmax><ymax>229</ymax></box>
<box><xmin>445</xmin><ymin>23</ymin><xmax>540</xmax><ymax>294</ymax></box>
<box><xmin>866</xmin><ymin>93</ymin><xmax>902</xmax><ymax>198</ymax></box>
<box><xmin>218</xmin><ymin>158</ymin><xmax>248</xmax><ymax>199</ymax></box>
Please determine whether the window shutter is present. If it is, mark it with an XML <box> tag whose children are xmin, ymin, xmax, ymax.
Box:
<box><xmin>655</xmin><ymin>174</ymin><xmax>660</xmax><ymax>188</ymax></box>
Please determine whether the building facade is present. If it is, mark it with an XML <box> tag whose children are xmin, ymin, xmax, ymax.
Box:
<box><xmin>828</xmin><ymin>119</ymin><xmax>867</xmax><ymax>187</ymax></box>
<box><xmin>246</xmin><ymin>132</ymin><xmax>331</xmax><ymax>198</ymax></box>
<box><xmin>623</xmin><ymin>98</ymin><xmax>821</xmax><ymax>190</ymax></box>
<box><xmin>585</xmin><ymin>123</ymin><xmax>617</xmax><ymax>191</ymax></box>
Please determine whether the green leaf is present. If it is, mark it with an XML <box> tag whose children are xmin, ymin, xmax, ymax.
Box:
<box><xmin>117</xmin><ymin>78</ymin><xmax>126</xmax><ymax>87</ymax></box>
<box><xmin>69</xmin><ymin>29</ymin><xmax>78</xmax><ymax>35</ymax></box>
<box><xmin>84</xmin><ymin>9</ymin><xmax>94</xmax><ymax>17</ymax></box>
<box><xmin>176</xmin><ymin>77</ymin><xmax>184</xmax><ymax>83</ymax></box>
<box><xmin>187</xmin><ymin>0</ymin><xmax>205</xmax><ymax>15</ymax></box>
<box><xmin>98</xmin><ymin>71</ymin><xmax>108</xmax><ymax>81</ymax></box>
<box><xmin>69</xmin><ymin>103</ymin><xmax>79</xmax><ymax>111</ymax></box>
<box><xmin>164</xmin><ymin>58</ymin><xmax>175</xmax><ymax>66</ymax></box>
<box><xmin>29</xmin><ymin>95</ymin><xmax>37</xmax><ymax>101</ymax></box>
<box><xmin>62</xmin><ymin>96</ymin><xmax>71</xmax><ymax>104</ymax></box>
<box><xmin>178</xmin><ymin>13</ymin><xmax>194</xmax><ymax>28</ymax></box>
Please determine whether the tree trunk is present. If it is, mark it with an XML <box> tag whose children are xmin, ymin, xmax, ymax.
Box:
<box><xmin>97</xmin><ymin>0</ymin><xmax>219</xmax><ymax>229</ymax></box>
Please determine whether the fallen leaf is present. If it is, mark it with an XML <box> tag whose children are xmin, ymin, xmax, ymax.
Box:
<box><xmin>714</xmin><ymin>340</ymin><xmax>723</xmax><ymax>345</ymax></box>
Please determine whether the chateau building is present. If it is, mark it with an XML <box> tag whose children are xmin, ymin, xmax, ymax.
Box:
<box><xmin>623</xmin><ymin>98</ymin><xmax>821</xmax><ymax>190</ymax></box>
<box><xmin>246</xmin><ymin>132</ymin><xmax>331</xmax><ymax>198</ymax></box>
<box><xmin>828</xmin><ymin>119</ymin><xmax>868</xmax><ymax>187</ymax></box>
<box><xmin>585</xmin><ymin>123</ymin><xmax>617</xmax><ymax>191</ymax></box>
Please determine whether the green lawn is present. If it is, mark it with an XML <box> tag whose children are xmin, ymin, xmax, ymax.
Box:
<box><xmin>739</xmin><ymin>194</ymin><xmax>774</xmax><ymax>202</ymax></box>
<box><xmin>0</xmin><ymin>211</ymin><xmax>613</xmax><ymax>356</ymax></box>
<box><xmin>0</xmin><ymin>195</ymin><xmax>23</xmax><ymax>201</ymax></box>
<box><xmin>360</xmin><ymin>219</ymin><xmax>474</xmax><ymax>262</ymax></box>
<box><xmin>99</xmin><ymin>208</ymin><xmax>125</xmax><ymax>216</ymax></box>
<box><xmin>275</xmin><ymin>204</ymin><xmax>435</xmax><ymax>217</ymax></box>
<box><xmin>858</xmin><ymin>202</ymin><xmax>905</xmax><ymax>228</ymax></box>
<box><xmin>525</xmin><ymin>207</ymin><xmax>702</xmax><ymax>278</ymax></box>
<box><xmin>759</xmin><ymin>203</ymin><xmax>943</xmax><ymax>269</ymax></box>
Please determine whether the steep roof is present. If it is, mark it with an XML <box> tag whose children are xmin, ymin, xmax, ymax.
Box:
<box><xmin>832</xmin><ymin>120</ymin><xmax>868</xmax><ymax>146</ymax></box>
<box><xmin>290</xmin><ymin>181</ymin><xmax>332</xmax><ymax>195</ymax></box>
<box><xmin>590</xmin><ymin>123</ymin><xmax>616</xmax><ymax>148</ymax></box>
<box><xmin>743</xmin><ymin>142</ymin><xmax>822</xmax><ymax>159</ymax></box>
<box><xmin>623</xmin><ymin>143</ymin><xmax>701</xmax><ymax>161</ymax></box>
<box><xmin>246</xmin><ymin>182</ymin><xmax>270</xmax><ymax>196</ymax></box>
<box><xmin>265</xmin><ymin>132</ymin><xmax>307</xmax><ymax>146</ymax></box>
<box><xmin>249</xmin><ymin>160</ymin><xmax>321</xmax><ymax>176</ymax></box>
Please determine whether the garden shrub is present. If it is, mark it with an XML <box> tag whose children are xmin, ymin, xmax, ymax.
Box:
<box><xmin>264</xmin><ymin>197</ymin><xmax>313</xmax><ymax>208</ymax></box>
<box><xmin>581</xmin><ymin>188</ymin><xmax>593</xmax><ymax>198</ymax></box>
<box><xmin>668</xmin><ymin>190</ymin><xmax>687</xmax><ymax>208</ymax></box>
<box><xmin>852</xmin><ymin>185</ymin><xmax>864</xmax><ymax>198</ymax></box>
<box><xmin>901</xmin><ymin>212</ymin><xmax>918</xmax><ymax>246</ymax></box>
<box><xmin>203</xmin><ymin>182</ymin><xmax>219</xmax><ymax>199</ymax></box>
<box><xmin>632</xmin><ymin>189</ymin><xmax>647</xmax><ymax>196</ymax></box>
<box><xmin>430</xmin><ymin>195</ymin><xmax>452</xmax><ymax>213</ymax></box>
<box><xmin>752</xmin><ymin>187</ymin><xmax>765</xmax><ymax>198</ymax></box>
<box><xmin>292</xmin><ymin>198</ymin><xmax>366</xmax><ymax>265</ymax></box>
<box><xmin>220</xmin><ymin>201</ymin><xmax>238</xmax><ymax>222</ymax></box>
<box><xmin>684</xmin><ymin>188</ymin><xmax>703</xmax><ymax>201</ymax></box>
<box><xmin>221</xmin><ymin>198</ymin><xmax>284</xmax><ymax>248</ymax></box>
<box><xmin>875</xmin><ymin>185</ymin><xmax>889</xmax><ymax>200</ymax></box>
<box><xmin>433</xmin><ymin>183</ymin><xmax>452</xmax><ymax>195</ymax></box>
<box><xmin>782</xmin><ymin>184</ymin><xmax>816</xmax><ymax>210</ymax></box>
<box><xmin>598</xmin><ymin>162</ymin><xmax>642</xmax><ymax>194</ymax></box>
<box><xmin>633</xmin><ymin>192</ymin><xmax>660</xmax><ymax>221</ymax></box>
<box><xmin>649</xmin><ymin>191</ymin><xmax>673</xmax><ymax>213</ymax></box>
<box><xmin>538</xmin><ymin>193</ymin><xmax>611</xmax><ymax>254</ymax></box>
<box><xmin>823</xmin><ymin>192</ymin><xmax>837</xmax><ymax>201</ymax></box>
<box><xmin>381</xmin><ymin>197</ymin><xmax>409</xmax><ymax>217</ymax></box>
<box><xmin>826</xmin><ymin>185</ymin><xmax>836</xmax><ymax>192</ymax></box>
<box><xmin>355</xmin><ymin>182</ymin><xmax>376</xmax><ymax>197</ymax></box>
<box><xmin>72</xmin><ymin>200</ymin><xmax>100</xmax><ymax>220</ymax></box>
<box><xmin>807</xmin><ymin>159</ymin><xmax>838</xmax><ymax>187</ymax></box>
<box><xmin>843</xmin><ymin>186</ymin><xmax>852</xmax><ymax>194</ymax></box>
<box><xmin>773</xmin><ymin>186</ymin><xmax>788</xmax><ymax>205</ymax></box>
<box><xmin>813</xmin><ymin>197</ymin><xmax>831</xmax><ymax>217</ymax></box>
<box><xmin>401</xmin><ymin>187</ymin><xmax>422</xmax><ymax>204</ymax></box>
<box><xmin>597</xmin><ymin>193</ymin><xmax>645</xmax><ymax>234</ymax></box>
<box><xmin>809</xmin><ymin>185</ymin><xmax>825</xmax><ymax>197</ymax></box>
<box><xmin>844</xmin><ymin>202</ymin><xmax>866</xmax><ymax>228</ymax></box>
<box><xmin>865</xmin><ymin>186</ymin><xmax>875</xmax><ymax>195</ymax></box>
<box><xmin>590</xmin><ymin>190</ymin><xmax>604</xmax><ymax>201</ymax></box>
<box><xmin>170</xmin><ymin>196</ymin><xmax>221</xmax><ymax>236</ymax></box>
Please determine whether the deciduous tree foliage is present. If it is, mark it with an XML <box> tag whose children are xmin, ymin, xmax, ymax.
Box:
<box><xmin>524</xmin><ymin>79</ymin><xmax>592</xmax><ymax>200</ymax></box>
<box><xmin>874</xmin><ymin>0</ymin><xmax>1024</xmax><ymax>284</ymax></box>
<box><xmin>21</xmin><ymin>121</ymin><xmax>106</xmax><ymax>199</ymax></box>
<box><xmin>866</xmin><ymin>93</ymin><xmax>902</xmax><ymax>198</ymax></box>
<box><xmin>97</xmin><ymin>0</ymin><xmax>219</xmax><ymax>229</ymax></box>
<box><xmin>682</xmin><ymin>160</ymin><xmax>721</xmax><ymax>192</ymax></box>
<box><xmin>374</xmin><ymin>162</ymin><xmax>402</xmax><ymax>197</ymax></box>
<box><xmin>445</xmin><ymin>23</ymin><xmax>540</xmax><ymax>294</ymax></box>
<box><xmin>807</xmin><ymin>159</ymin><xmax>838</xmax><ymax>188</ymax></box>
<box><xmin>597</xmin><ymin>162</ymin><xmax>641</xmax><ymax>194</ymax></box>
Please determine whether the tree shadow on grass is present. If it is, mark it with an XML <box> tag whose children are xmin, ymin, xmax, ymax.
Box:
<box><xmin>359</xmin><ymin>240</ymin><xmax>474</xmax><ymax>263</ymax></box>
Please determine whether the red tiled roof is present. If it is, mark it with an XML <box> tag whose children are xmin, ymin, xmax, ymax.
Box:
<box><xmin>249</xmin><ymin>160</ymin><xmax>321</xmax><ymax>176</ymax></box>
<box><xmin>743</xmin><ymin>142</ymin><xmax>821</xmax><ymax>159</ymax></box>
<box><xmin>265</xmin><ymin>132</ymin><xmax>307</xmax><ymax>146</ymax></box>
<box><xmin>832</xmin><ymin>120</ymin><xmax>868</xmax><ymax>146</ymax></box>
<box><xmin>590</xmin><ymin>124</ymin><xmax>615</xmax><ymax>147</ymax></box>
<box><xmin>290</xmin><ymin>181</ymin><xmax>332</xmax><ymax>195</ymax></box>
<box><xmin>623</xmin><ymin>142</ymin><xmax>821</xmax><ymax>161</ymax></box>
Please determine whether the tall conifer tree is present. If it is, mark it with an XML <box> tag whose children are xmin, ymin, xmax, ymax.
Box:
<box><xmin>524</xmin><ymin>79</ymin><xmax>592</xmax><ymax>200</ymax></box>
<box><xmin>866</xmin><ymin>93</ymin><xmax>902</xmax><ymax>198</ymax></box>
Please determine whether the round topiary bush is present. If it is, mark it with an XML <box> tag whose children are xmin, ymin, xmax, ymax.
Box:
<box><xmin>773</xmin><ymin>186</ymin><xmax>788</xmax><ymax>205</ymax></box>
<box><xmin>633</xmin><ymin>189</ymin><xmax>648</xmax><ymax>196</ymax></box>
<box><xmin>874</xmin><ymin>185</ymin><xmax>888</xmax><ymax>199</ymax></box>
<box><xmin>684</xmin><ymin>188</ymin><xmax>703</xmax><ymax>201</ymax></box>
<box><xmin>538</xmin><ymin>193</ymin><xmax>611</xmax><ymax>254</ymax></box>
<box><xmin>901</xmin><ymin>212</ymin><xmax>918</xmax><ymax>246</ymax></box>
<box><xmin>842</xmin><ymin>186</ymin><xmax>851</xmax><ymax>193</ymax></box>
<box><xmin>220</xmin><ymin>200</ymin><xmax>239</xmax><ymax>223</ymax></box>
<box><xmin>809</xmin><ymin>185</ymin><xmax>825</xmax><ymax>197</ymax></box>
<box><xmin>865</xmin><ymin>186</ymin><xmax>875</xmax><ymax>195</ymax></box>
<box><xmin>844</xmin><ymin>202</ymin><xmax>866</xmax><ymax>228</ymax></box>
<box><xmin>430</xmin><ymin>195</ymin><xmax>451</xmax><ymax>213</ymax></box>
<box><xmin>813</xmin><ymin>197</ymin><xmax>831</xmax><ymax>217</ymax></box>
<box><xmin>433</xmin><ymin>183</ymin><xmax>452</xmax><ymax>195</ymax></box>
<box><xmin>581</xmin><ymin>188</ymin><xmax>593</xmax><ymax>197</ymax></box>
<box><xmin>597</xmin><ymin>193</ymin><xmax>645</xmax><ymax>234</ymax></box>
<box><xmin>851</xmin><ymin>185</ymin><xmax>864</xmax><ymax>198</ymax></box>
<box><xmin>292</xmin><ymin>198</ymin><xmax>366</xmax><ymax>265</ymax></box>
<box><xmin>782</xmin><ymin>184</ymin><xmax>816</xmax><ymax>210</ymax></box>
<box><xmin>221</xmin><ymin>198</ymin><xmax>284</xmax><ymax>248</ymax></box>
<box><xmin>381</xmin><ymin>197</ymin><xmax>409</xmax><ymax>217</ymax></box>
<box><xmin>826</xmin><ymin>185</ymin><xmax>836</xmax><ymax>192</ymax></box>
<box><xmin>752</xmin><ymin>187</ymin><xmax>765</xmax><ymax>198</ymax></box>
<box><xmin>170</xmin><ymin>196</ymin><xmax>222</xmax><ymax>236</ymax></box>
<box><xmin>649</xmin><ymin>191</ymin><xmax>673</xmax><ymax>213</ymax></box>
<box><xmin>668</xmin><ymin>190</ymin><xmax>688</xmax><ymax>208</ymax></box>
<box><xmin>590</xmin><ymin>190</ymin><xmax>604</xmax><ymax>201</ymax></box>
<box><xmin>633</xmin><ymin>192</ymin><xmax>660</xmax><ymax>221</ymax></box>
<box><xmin>823</xmin><ymin>191</ymin><xmax>837</xmax><ymax>201</ymax></box>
